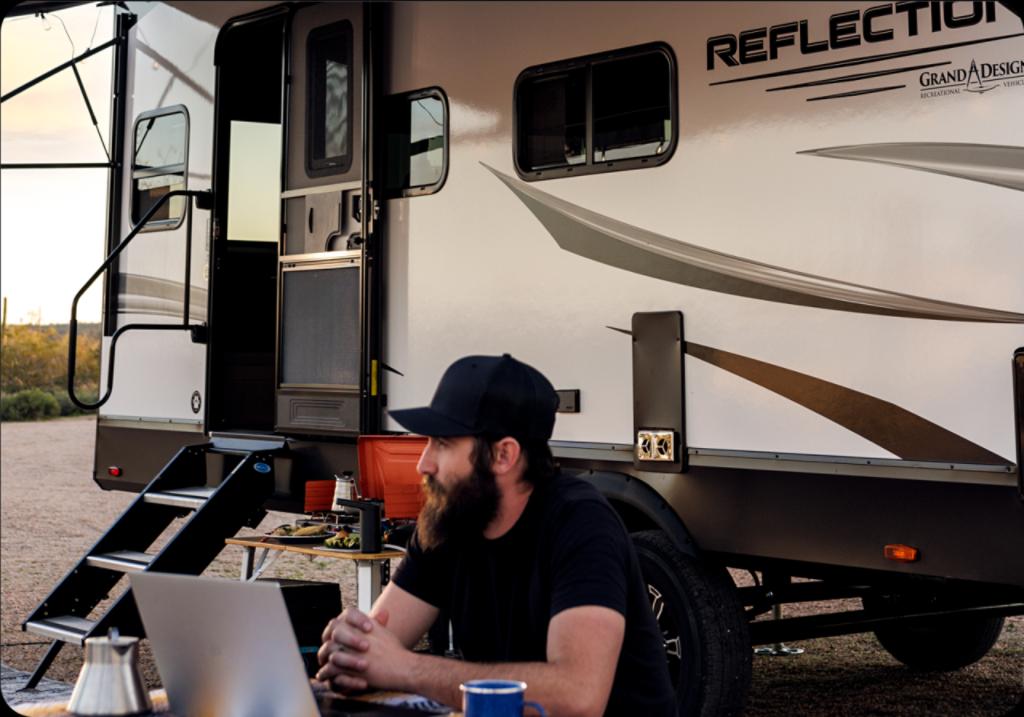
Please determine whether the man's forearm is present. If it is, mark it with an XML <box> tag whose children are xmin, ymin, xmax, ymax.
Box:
<box><xmin>399</xmin><ymin>652</ymin><xmax>605</xmax><ymax>717</ymax></box>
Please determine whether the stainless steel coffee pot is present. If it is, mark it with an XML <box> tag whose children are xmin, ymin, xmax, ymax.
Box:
<box><xmin>68</xmin><ymin>630</ymin><xmax>152</xmax><ymax>716</ymax></box>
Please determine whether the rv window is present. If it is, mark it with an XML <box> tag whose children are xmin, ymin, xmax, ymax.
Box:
<box><xmin>307</xmin><ymin>21</ymin><xmax>353</xmax><ymax>176</ymax></box>
<box><xmin>592</xmin><ymin>53</ymin><xmax>672</xmax><ymax>162</ymax></box>
<box><xmin>514</xmin><ymin>43</ymin><xmax>676</xmax><ymax>180</ymax></box>
<box><xmin>517</xmin><ymin>70</ymin><xmax>586</xmax><ymax>172</ymax></box>
<box><xmin>384</xmin><ymin>88</ymin><xmax>449</xmax><ymax>197</ymax></box>
<box><xmin>131</xmin><ymin>108</ymin><xmax>188</xmax><ymax>229</ymax></box>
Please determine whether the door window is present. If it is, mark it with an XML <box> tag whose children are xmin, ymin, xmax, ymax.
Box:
<box><xmin>131</xmin><ymin>107</ymin><xmax>188</xmax><ymax>228</ymax></box>
<box><xmin>307</xmin><ymin>21</ymin><xmax>353</xmax><ymax>175</ymax></box>
<box><xmin>384</xmin><ymin>88</ymin><xmax>449</xmax><ymax>197</ymax></box>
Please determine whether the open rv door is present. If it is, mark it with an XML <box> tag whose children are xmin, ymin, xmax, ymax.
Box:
<box><xmin>207</xmin><ymin>1</ymin><xmax>382</xmax><ymax>443</ymax></box>
<box><xmin>96</xmin><ymin>0</ymin><xmax>384</xmax><ymax>495</ymax></box>
<box><xmin>94</xmin><ymin>4</ymin><xmax>222</xmax><ymax>489</ymax></box>
<box><xmin>274</xmin><ymin>2</ymin><xmax>375</xmax><ymax>437</ymax></box>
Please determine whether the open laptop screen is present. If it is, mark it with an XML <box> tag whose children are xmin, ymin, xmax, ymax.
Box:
<box><xmin>130</xmin><ymin>573</ymin><xmax>448</xmax><ymax>717</ymax></box>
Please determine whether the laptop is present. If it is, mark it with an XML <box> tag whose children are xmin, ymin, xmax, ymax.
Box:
<box><xmin>130</xmin><ymin>572</ymin><xmax>449</xmax><ymax>717</ymax></box>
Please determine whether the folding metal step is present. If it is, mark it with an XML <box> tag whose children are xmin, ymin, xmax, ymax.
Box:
<box><xmin>22</xmin><ymin>442</ymin><xmax>282</xmax><ymax>689</ymax></box>
<box><xmin>144</xmin><ymin>486</ymin><xmax>215</xmax><ymax>510</ymax></box>
<box><xmin>25</xmin><ymin>616</ymin><xmax>96</xmax><ymax>645</ymax></box>
<box><xmin>210</xmin><ymin>435</ymin><xmax>288</xmax><ymax>455</ymax></box>
<box><xmin>86</xmin><ymin>550</ymin><xmax>154</xmax><ymax>573</ymax></box>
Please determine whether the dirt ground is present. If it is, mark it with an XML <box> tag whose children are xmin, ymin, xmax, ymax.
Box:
<box><xmin>2</xmin><ymin>416</ymin><xmax>1022</xmax><ymax>715</ymax></box>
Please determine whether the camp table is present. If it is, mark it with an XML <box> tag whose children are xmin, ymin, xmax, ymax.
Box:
<box><xmin>225</xmin><ymin>537</ymin><xmax>404</xmax><ymax>612</ymax></box>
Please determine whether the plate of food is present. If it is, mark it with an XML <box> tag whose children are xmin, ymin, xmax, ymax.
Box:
<box><xmin>263</xmin><ymin>523</ymin><xmax>336</xmax><ymax>543</ymax></box>
<box><xmin>321</xmin><ymin>532</ymin><xmax>361</xmax><ymax>551</ymax></box>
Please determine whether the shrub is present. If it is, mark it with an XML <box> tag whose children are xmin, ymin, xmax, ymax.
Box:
<box><xmin>53</xmin><ymin>388</ymin><xmax>98</xmax><ymax>416</ymax></box>
<box><xmin>1</xmin><ymin>389</ymin><xmax>61</xmax><ymax>422</ymax></box>
<box><xmin>1</xmin><ymin>323</ymin><xmax>100</xmax><ymax>418</ymax></box>
<box><xmin>2</xmin><ymin>325</ymin><xmax>66</xmax><ymax>392</ymax></box>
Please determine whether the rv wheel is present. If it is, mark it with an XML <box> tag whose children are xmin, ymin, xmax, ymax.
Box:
<box><xmin>632</xmin><ymin>530</ymin><xmax>751</xmax><ymax>717</ymax></box>
<box><xmin>863</xmin><ymin>594</ymin><xmax>1005</xmax><ymax>671</ymax></box>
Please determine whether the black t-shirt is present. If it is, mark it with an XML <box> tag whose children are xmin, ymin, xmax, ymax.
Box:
<box><xmin>393</xmin><ymin>472</ymin><xmax>676</xmax><ymax>717</ymax></box>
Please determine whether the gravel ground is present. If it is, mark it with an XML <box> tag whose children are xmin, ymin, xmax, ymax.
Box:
<box><xmin>2</xmin><ymin>416</ymin><xmax>1022</xmax><ymax>715</ymax></box>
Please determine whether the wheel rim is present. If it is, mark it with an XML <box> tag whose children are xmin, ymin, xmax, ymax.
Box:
<box><xmin>648</xmin><ymin>582</ymin><xmax>683</xmax><ymax>686</ymax></box>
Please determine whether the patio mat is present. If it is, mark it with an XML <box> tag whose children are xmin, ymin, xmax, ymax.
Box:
<box><xmin>1</xmin><ymin>663</ymin><xmax>73</xmax><ymax>711</ymax></box>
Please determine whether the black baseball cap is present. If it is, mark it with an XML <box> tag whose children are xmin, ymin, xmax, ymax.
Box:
<box><xmin>389</xmin><ymin>354</ymin><xmax>558</xmax><ymax>443</ymax></box>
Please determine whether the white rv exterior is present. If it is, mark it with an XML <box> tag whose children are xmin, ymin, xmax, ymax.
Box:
<box><xmin>97</xmin><ymin>1</ymin><xmax>1024</xmax><ymax>469</ymax></box>
<box><xmin>97</xmin><ymin>2</ymin><xmax>219</xmax><ymax>424</ymax></box>
<box><xmin>18</xmin><ymin>1</ymin><xmax>1022</xmax><ymax>713</ymax></box>
<box><xmin>379</xmin><ymin>2</ymin><xmax>1024</xmax><ymax>467</ymax></box>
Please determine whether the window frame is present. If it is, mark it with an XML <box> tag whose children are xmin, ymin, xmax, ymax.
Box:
<box><xmin>305</xmin><ymin>19</ymin><xmax>355</xmax><ymax>178</ymax></box>
<box><xmin>513</xmin><ymin>42</ymin><xmax>678</xmax><ymax>182</ymax></box>
<box><xmin>130</xmin><ymin>105</ymin><xmax>190</xmax><ymax>232</ymax></box>
<box><xmin>384</xmin><ymin>86</ymin><xmax>450</xmax><ymax>199</ymax></box>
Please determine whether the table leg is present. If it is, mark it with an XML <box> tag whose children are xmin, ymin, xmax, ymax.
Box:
<box><xmin>240</xmin><ymin>546</ymin><xmax>256</xmax><ymax>581</ymax></box>
<box><xmin>240</xmin><ymin>546</ymin><xmax>277</xmax><ymax>582</ymax></box>
<box><xmin>356</xmin><ymin>561</ymin><xmax>384</xmax><ymax>613</ymax></box>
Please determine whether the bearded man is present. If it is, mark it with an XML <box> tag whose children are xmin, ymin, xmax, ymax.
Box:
<box><xmin>316</xmin><ymin>354</ymin><xmax>676</xmax><ymax>717</ymax></box>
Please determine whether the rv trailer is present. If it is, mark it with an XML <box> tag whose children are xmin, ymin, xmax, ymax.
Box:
<box><xmin>7</xmin><ymin>1</ymin><xmax>1024</xmax><ymax>713</ymax></box>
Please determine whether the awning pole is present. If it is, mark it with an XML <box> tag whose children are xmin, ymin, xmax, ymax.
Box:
<box><xmin>0</xmin><ymin>36</ymin><xmax>118</xmax><ymax>104</ymax></box>
<box><xmin>70</xmin><ymin>62</ymin><xmax>111</xmax><ymax>161</ymax></box>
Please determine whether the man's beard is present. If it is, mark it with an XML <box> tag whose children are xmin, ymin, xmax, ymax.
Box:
<box><xmin>416</xmin><ymin>454</ymin><xmax>500</xmax><ymax>551</ymax></box>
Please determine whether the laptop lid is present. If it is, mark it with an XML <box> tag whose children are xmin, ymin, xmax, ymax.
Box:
<box><xmin>131</xmin><ymin>572</ymin><xmax>320</xmax><ymax>717</ymax></box>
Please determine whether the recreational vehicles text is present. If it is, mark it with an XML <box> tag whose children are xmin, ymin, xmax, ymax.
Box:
<box><xmin>706</xmin><ymin>0</ymin><xmax>1000</xmax><ymax>69</ymax></box>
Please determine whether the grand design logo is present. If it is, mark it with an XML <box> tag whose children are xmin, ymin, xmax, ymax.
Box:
<box><xmin>919</xmin><ymin>58</ymin><xmax>1024</xmax><ymax>97</ymax></box>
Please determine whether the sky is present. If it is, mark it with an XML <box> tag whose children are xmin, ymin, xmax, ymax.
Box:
<box><xmin>1</xmin><ymin>3</ymin><xmax>114</xmax><ymax>324</ymax></box>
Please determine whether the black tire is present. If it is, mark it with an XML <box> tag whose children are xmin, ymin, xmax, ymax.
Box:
<box><xmin>864</xmin><ymin>594</ymin><xmax>1005</xmax><ymax>672</ymax></box>
<box><xmin>632</xmin><ymin>530</ymin><xmax>751</xmax><ymax>717</ymax></box>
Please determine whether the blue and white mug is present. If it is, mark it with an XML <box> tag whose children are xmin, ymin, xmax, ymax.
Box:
<box><xmin>460</xmin><ymin>679</ymin><xmax>546</xmax><ymax>717</ymax></box>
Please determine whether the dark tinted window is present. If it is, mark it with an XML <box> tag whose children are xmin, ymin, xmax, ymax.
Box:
<box><xmin>384</xmin><ymin>88</ymin><xmax>448</xmax><ymax>197</ymax></box>
<box><xmin>515</xmin><ymin>44</ymin><xmax>675</xmax><ymax>180</ymax></box>
<box><xmin>307</xmin><ymin>21</ymin><xmax>353</xmax><ymax>174</ymax></box>
<box><xmin>517</xmin><ymin>69</ymin><xmax>586</xmax><ymax>172</ymax></box>
<box><xmin>593</xmin><ymin>53</ymin><xmax>672</xmax><ymax>162</ymax></box>
<box><xmin>131</xmin><ymin>108</ymin><xmax>188</xmax><ymax>227</ymax></box>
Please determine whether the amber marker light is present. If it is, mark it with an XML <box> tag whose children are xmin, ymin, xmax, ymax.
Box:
<box><xmin>884</xmin><ymin>544</ymin><xmax>919</xmax><ymax>562</ymax></box>
<box><xmin>108</xmin><ymin>466</ymin><xmax>123</xmax><ymax>477</ymax></box>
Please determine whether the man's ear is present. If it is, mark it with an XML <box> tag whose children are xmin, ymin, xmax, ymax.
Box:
<box><xmin>490</xmin><ymin>437</ymin><xmax>523</xmax><ymax>477</ymax></box>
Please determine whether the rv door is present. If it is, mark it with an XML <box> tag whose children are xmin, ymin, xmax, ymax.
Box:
<box><xmin>95</xmin><ymin>4</ymin><xmax>219</xmax><ymax>489</ymax></box>
<box><xmin>276</xmin><ymin>4</ymin><xmax>368</xmax><ymax>436</ymax></box>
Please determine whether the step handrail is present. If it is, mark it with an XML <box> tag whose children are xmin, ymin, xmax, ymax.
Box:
<box><xmin>68</xmin><ymin>189</ymin><xmax>213</xmax><ymax>410</ymax></box>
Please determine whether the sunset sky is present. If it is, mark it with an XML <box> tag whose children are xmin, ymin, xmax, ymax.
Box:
<box><xmin>1</xmin><ymin>3</ymin><xmax>114</xmax><ymax>324</ymax></box>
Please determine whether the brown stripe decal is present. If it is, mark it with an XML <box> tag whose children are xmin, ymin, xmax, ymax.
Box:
<box><xmin>686</xmin><ymin>342</ymin><xmax>1006</xmax><ymax>464</ymax></box>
